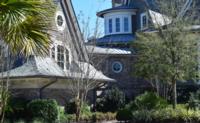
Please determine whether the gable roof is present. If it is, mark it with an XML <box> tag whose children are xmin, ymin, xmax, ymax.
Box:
<box><xmin>0</xmin><ymin>0</ymin><xmax>114</xmax><ymax>82</ymax></box>
<box><xmin>60</xmin><ymin>0</ymin><xmax>89</xmax><ymax>62</ymax></box>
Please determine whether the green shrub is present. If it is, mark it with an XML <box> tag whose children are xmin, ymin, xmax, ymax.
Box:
<box><xmin>27</xmin><ymin>99</ymin><xmax>59</xmax><ymax>123</ymax></box>
<box><xmin>188</xmin><ymin>90</ymin><xmax>200</xmax><ymax>110</ymax></box>
<box><xmin>92</xmin><ymin>112</ymin><xmax>116</xmax><ymax>121</ymax></box>
<box><xmin>116</xmin><ymin>108</ymin><xmax>132</xmax><ymax>121</ymax></box>
<box><xmin>134</xmin><ymin>91</ymin><xmax>168</xmax><ymax>110</ymax></box>
<box><xmin>129</xmin><ymin>105</ymin><xmax>200</xmax><ymax>123</ymax></box>
<box><xmin>96</xmin><ymin>87</ymin><xmax>125</xmax><ymax>112</ymax></box>
<box><xmin>132</xmin><ymin>110</ymin><xmax>153</xmax><ymax>123</ymax></box>
<box><xmin>65</xmin><ymin>100</ymin><xmax>76</xmax><ymax>114</ymax></box>
<box><xmin>5</xmin><ymin>98</ymin><xmax>30</xmax><ymax>121</ymax></box>
<box><xmin>65</xmin><ymin>100</ymin><xmax>91</xmax><ymax>115</ymax></box>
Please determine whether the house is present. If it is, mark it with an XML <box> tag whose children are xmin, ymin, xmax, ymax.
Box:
<box><xmin>85</xmin><ymin>0</ymin><xmax>200</xmax><ymax>99</ymax></box>
<box><xmin>0</xmin><ymin>0</ymin><xmax>114</xmax><ymax>105</ymax></box>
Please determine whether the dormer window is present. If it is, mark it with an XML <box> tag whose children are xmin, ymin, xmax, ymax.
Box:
<box><xmin>141</xmin><ymin>13</ymin><xmax>148</xmax><ymax>30</ymax></box>
<box><xmin>109</xmin><ymin>19</ymin><xmax>113</xmax><ymax>33</ymax></box>
<box><xmin>116</xmin><ymin>18</ymin><xmax>120</xmax><ymax>32</ymax></box>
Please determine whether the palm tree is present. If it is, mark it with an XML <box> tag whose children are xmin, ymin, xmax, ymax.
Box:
<box><xmin>0</xmin><ymin>0</ymin><xmax>55</xmax><ymax>122</ymax></box>
<box><xmin>0</xmin><ymin>0</ymin><xmax>55</xmax><ymax>56</ymax></box>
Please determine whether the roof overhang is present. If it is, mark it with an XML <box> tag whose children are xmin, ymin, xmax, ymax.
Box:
<box><xmin>97</xmin><ymin>7</ymin><xmax>137</xmax><ymax>18</ymax></box>
<box><xmin>0</xmin><ymin>56</ymin><xmax>115</xmax><ymax>82</ymax></box>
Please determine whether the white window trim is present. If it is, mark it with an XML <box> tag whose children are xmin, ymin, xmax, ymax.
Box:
<box><xmin>55</xmin><ymin>11</ymin><xmax>66</xmax><ymax>31</ymax></box>
<box><xmin>115</xmin><ymin>18</ymin><xmax>121</xmax><ymax>32</ymax></box>
<box><xmin>112</xmin><ymin>61</ymin><xmax>123</xmax><ymax>73</ymax></box>
<box><xmin>105</xmin><ymin>15</ymin><xmax>132</xmax><ymax>35</ymax></box>
<box><xmin>140</xmin><ymin>12</ymin><xmax>148</xmax><ymax>30</ymax></box>
<box><xmin>50</xmin><ymin>41</ymin><xmax>71</xmax><ymax>71</ymax></box>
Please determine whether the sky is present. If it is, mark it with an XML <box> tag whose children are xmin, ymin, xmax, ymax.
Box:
<box><xmin>72</xmin><ymin>0</ymin><xmax>111</xmax><ymax>36</ymax></box>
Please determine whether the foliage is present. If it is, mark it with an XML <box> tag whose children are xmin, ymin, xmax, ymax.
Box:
<box><xmin>121</xmin><ymin>105</ymin><xmax>200</xmax><ymax>123</ymax></box>
<box><xmin>65</xmin><ymin>100</ymin><xmax>91</xmax><ymax>115</ymax></box>
<box><xmin>5</xmin><ymin>98</ymin><xmax>30</xmax><ymax>121</ymax></box>
<box><xmin>116</xmin><ymin>108</ymin><xmax>132</xmax><ymax>121</ymax></box>
<box><xmin>27</xmin><ymin>99</ymin><xmax>59</xmax><ymax>123</ymax></box>
<box><xmin>134</xmin><ymin>91</ymin><xmax>168</xmax><ymax>110</ymax></box>
<box><xmin>65</xmin><ymin>100</ymin><xmax>76</xmax><ymax>114</ymax></box>
<box><xmin>132</xmin><ymin>0</ymin><xmax>200</xmax><ymax>108</ymax></box>
<box><xmin>61</xmin><ymin>112</ymin><xmax>116</xmax><ymax>122</ymax></box>
<box><xmin>96</xmin><ymin>87</ymin><xmax>125</xmax><ymax>112</ymax></box>
<box><xmin>0</xmin><ymin>0</ymin><xmax>55</xmax><ymax>56</ymax></box>
<box><xmin>177</xmin><ymin>83</ymin><xmax>199</xmax><ymax>103</ymax></box>
<box><xmin>92</xmin><ymin>112</ymin><xmax>116</xmax><ymax>121</ymax></box>
<box><xmin>116</xmin><ymin>92</ymin><xmax>168</xmax><ymax>121</ymax></box>
<box><xmin>188</xmin><ymin>90</ymin><xmax>200</xmax><ymax>110</ymax></box>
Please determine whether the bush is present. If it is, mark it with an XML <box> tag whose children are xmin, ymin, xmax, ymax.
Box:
<box><xmin>65</xmin><ymin>100</ymin><xmax>76</xmax><ymax>114</ymax></box>
<box><xmin>188</xmin><ymin>90</ymin><xmax>200</xmax><ymax>110</ymax></box>
<box><xmin>119</xmin><ymin>105</ymin><xmax>200</xmax><ymax>123</ymax></box>
<box><xmin>134</xmin><ymin>91</ymin><xmax>168</xmax><ymax>110</ymax></box>
<box><xmin>96</xmin><ymin>87</ymin><xmax>125</xmax><ymax>112</ymax></box>
<box><xmin>65</xmin><ymin>100</ymin><xmax>91</xmax><ymax>115</ymax></box>
<box><xmin>27</xmin><ymin>99</ymin><xmax>59</xmax><ymax>123</ymax></box>
<box><xmin>116</xmin><ymin>108</ymin><xmax>132</xmax><ymax>121</ymax></box>
<box><xmin>5</xmin><ymin>98</ymin><xmax>30</xmax><ymax>121</ymax></box>
<box><xmin>92</xmin><ymin>112</ymin><xmax>116</xmax><ymax>121</ymax></box>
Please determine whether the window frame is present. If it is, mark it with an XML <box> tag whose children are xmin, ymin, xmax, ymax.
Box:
<box><xmin>50</xmin><ymin>43</ymin><xmax>70</xmax><ymax>70</ymax></box>
<box><xmin>55</xmin><ymin>11</ymin><xmax>66</xmax><ymax>31</ymax></box>
<box><xmin>112</xmin><ymin>61</ymin><xmax>123</xmax><ymax>73</ymax></box>
<box><xmin>108</xmin><ymin>19</ymin><xmax>113</xmax><ymax>33</ymax></box>
<box><xmin>140</xmin><ymin>12</ymin><xmax>148</xmax><ymax>30</ymax></box>
<box><xmin>124</xmin><ymin>17</ymin><xmax>129</xmax><ymax>32</ymax></box>
<box><xmin>115</xmin><ymin>18</ymin><xmax>121</xmax><ymax>32</ymax></box>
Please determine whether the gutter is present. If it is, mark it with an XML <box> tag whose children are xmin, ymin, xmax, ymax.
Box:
<box><xmin>39</xmin><ymin>78</ymin><xmax>58</xmax><ymax>99</ymax></box>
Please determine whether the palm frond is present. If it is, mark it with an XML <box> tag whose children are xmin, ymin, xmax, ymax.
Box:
<box><xmin>0</xmin><ymin>0</ymin><xmax>55</xmax><ymax>57</ymax></box>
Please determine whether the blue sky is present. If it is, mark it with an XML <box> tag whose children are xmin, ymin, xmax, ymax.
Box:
<box><xmin>72</xmin><ymin>0</ymin><xmax>111</xmax><ymax>36</ymax></box>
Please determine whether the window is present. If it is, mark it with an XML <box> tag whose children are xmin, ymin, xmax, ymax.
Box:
<box><xmin>51</xmin><ymin>46</ymin><xmax>55</xmax><ymax>59</ymax></box>
<box><xmin>51</xmin><ymin>45</ymin><xmax>69</xmax><ymax>70</ymax></box>
<box><xmin>141</xmin><ymin>13</ymin><xmax>148</xmax><ymax>29</ymax></box>
<box><xmin>116</xmin><ymin>18</ymin><xmax>120</xmax><ymax>32</ymax></box>
<box><xmin>0</xmin><ymin>45</ymin><xmax>2</xmax><ymax>57</ymax></box>
<box><xmin>124</xmin><ymin>17</ymin><xmax>129</xmax><ymax>32</ymax></box>
<box><xmin>55</xmin><ymin>11</ymin><xmax>66</xmax><ymax>31</ymax></box>
<box><xmin>109</xmin><ymin>19</ymin><xmax>113</xmax><ymax>33</ymax></box>
<box><xmin>65</xmin><ymin>49</ymin><xmax>69</xmax><ymax>69</ymax></box>
<box><xmin>112</xmin><ymin>61</ymin><xmax>123</xmax><ymax>73</ymax></box>
<box><xmin>57</xmin><ymin>15</ymin><xmax>64</xmax><ymax>26</ymax></box>
<box><xmin>57</xmin><ymin>45</ymin><xmax>65</xmax><ymax>69</ymax></box>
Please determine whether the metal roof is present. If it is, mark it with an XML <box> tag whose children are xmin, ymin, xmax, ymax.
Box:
<box><xmin>97</xmin><ymin>6</ymin><xmax>137</xmax><ymax>17</ymax></box>
<box><xmin>96</xmin><ymin>34</ymin><xmax>135</xmax><ymax>44</ymax></box>
<box><xmin>1</xmin><ymin>56</ymin><xmax>115</xmax><ymax>82</ymax></box>
<box><xmin>97</xmin><ymin>0</ymin><xmax>157</xmax><ymax>17</ymax></box>
<box><xmin>86</xmin><ymin>45</ymin><xmax>131</xmax><ymax>55</ymax></box>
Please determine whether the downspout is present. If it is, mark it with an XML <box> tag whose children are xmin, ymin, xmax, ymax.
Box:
<box><xmin>39</xmin><ymin>78</ymin><xmax>58</xmax><ymax>99</ymax></box>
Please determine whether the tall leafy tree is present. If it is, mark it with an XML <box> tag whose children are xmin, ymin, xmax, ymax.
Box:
<box><xmin>133</xmin><ymin>0</ymin><xmax>200</xmax><ymax>109</ymax></box>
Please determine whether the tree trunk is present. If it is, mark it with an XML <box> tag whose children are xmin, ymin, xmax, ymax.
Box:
<box><xmin>75</xmin><ymin>97</ymin><xmax>81</xmax><ymax>122</ymax></box>
<box><xmin>172</xmin><ymin>81</ymin><xmax>177</xmax><ymax>109</ymax></box>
